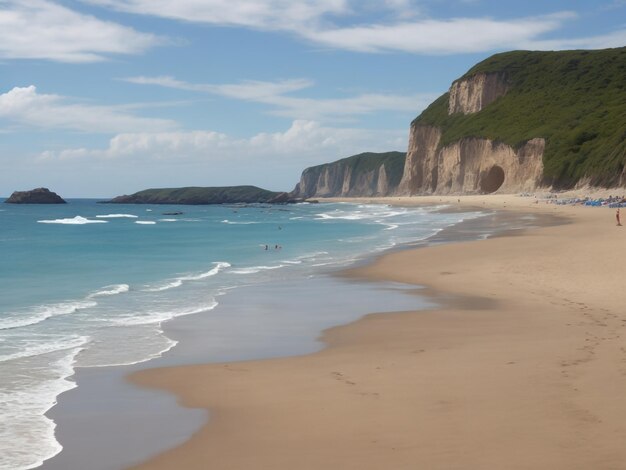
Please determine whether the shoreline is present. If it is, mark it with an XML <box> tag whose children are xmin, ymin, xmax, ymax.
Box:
<box><xmin>125</xmin><ymin>194</ymin><xmax>626</xmax><ymax>469</ymax></box>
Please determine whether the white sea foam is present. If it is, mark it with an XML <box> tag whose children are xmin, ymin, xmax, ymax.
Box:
<box><xmin>95</xmin><ymin>214</ymin><xmax>138</xmax><ymax>219</ymax></box>
<box><xmin>109</xmin><ymin>301</ymin><xmax>218</xmax><ymax>326</ymax></box>
<box><xmin>135</xmin><ymin>221</ymin><xmax>157</xmax><ymax>225</ymax></box>
<box><xmin>142</xmin><ymin>279</ymin><xmax>183</xmax><ymax>292</ymax></box>
<box><xmin>87</xmin><ymin>284</ymin><xmax>129</xmax><ymax>298</ymax></box>
<box><xmin>0</xmin><ymin>301</ymin><xmax>97</xmax><ymax>330</ymax></box>
<box><xmin>221</xmin><ymin>219</ymin><xmax>260</xmax><ymax>225</ymax></box>
<box><xmin>142</xmin><ymin>262</ymin><xmax>230</xmax><ymax>291</ymax></box>
<box><xmin>229</xmin><ymin>264</ymin><xmax>286</xmax><ymax>274</ymax></box>
<box><xmin>158</xmin><ymin>218</ymin><xmax>178</xmax><ymax>222</ymax></box>
<box><xmin>315</xmin><ymin>208</ymin><xmax>408</xmax><ymax>221</ymax></box>
<box><xmin>37</xmin><ymin>216</ymin><xmax>107</xmax><ymax>225</ymax></box>
<box><xmin>179</xmin><ymin>262</ymin><xmax>231</xmax><ymax>281</ymax></box>
<box><xmin>0</xmin><ymin>347</ymin><xmax>82</xmax><ymax>470</ymax></box>
<box><xmin>0</xmin><ymin>334</ymin><xmax>89</xmax><ymax>363</ymax></box>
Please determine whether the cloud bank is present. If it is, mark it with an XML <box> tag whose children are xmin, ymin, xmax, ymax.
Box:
<box><xmin>0</xmin><ymin>0</ymin><xmax>163</xmax><ymax>62</ymax></box>
<box><xmin>123</xmin><ymin>76</ymin><xmax>435</xmax><ymax>120</ymax></box>
<box><xmin>0</xmin><ymin>86</ymin><xmax>177</xmax><ymax>133</ymax></box>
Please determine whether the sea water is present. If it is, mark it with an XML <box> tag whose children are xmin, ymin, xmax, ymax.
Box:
<box><xmin>0</xmin><ymin>200</ymin><xmax>484</xmax><ymax>470</ymax></box>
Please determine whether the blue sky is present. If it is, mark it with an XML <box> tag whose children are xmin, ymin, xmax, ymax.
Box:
<box><xmin>1</xmin><ymin>0</ymin><xmax>625</xmax><ymax>197</ymax></box>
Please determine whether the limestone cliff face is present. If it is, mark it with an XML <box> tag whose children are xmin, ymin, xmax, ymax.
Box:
<box><xmin>400</xmin><ymin>70</ymin><xmax>545</xmax><ymax>194</ymax></box>
<box><xmin>292</xmin><ymin>152</ymin><xmax>406</xmax><ymax>198</ymax></box>
<box><xmin>448</xmin><ymin>72</ymin><xmax>508</xmax><ymax>114</ymax></box>
<box><xmin>294</xmin><ymin>162</ymin><xmax>390</xmax><ymax>198</ymax></box>
<box><xmin>399</xmin><ymin>124</ymin><xmax>545</xmax><ymax>195</ymax></box>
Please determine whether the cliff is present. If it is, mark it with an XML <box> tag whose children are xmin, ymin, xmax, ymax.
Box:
<box><xmin>105</xmin><ymin>186</ymin><xmax>291</xmax><ymax>205</ymax></box>
<box><xmin>292</xmin><ymin>151</ymin><xmax>406</xmax><ymax>198</ymax></box>
<box><xmin>400</xmin><ymin>47</ymin><xmax>626</xmax><ymax>194</ymax></box>
<box><xmin>5</xmin><ymin>188</ymin><xmax>66</xmax><ymax>204</ymax></box>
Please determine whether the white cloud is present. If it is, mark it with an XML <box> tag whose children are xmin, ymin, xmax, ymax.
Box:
<box><xmin>123</xmin><ymin>76</ymin><xmax>435</xmax><ymax>120</ymax></box>
<box><xmin>0</xmin><ymin>86</ymin><xmax>177</xmax><ymax>133</ymax></box>
<box><xmin>303</xmin><ymin>15</ymin><xmax>570</xmax><ymax>53</ymax></box>
<box><xmin>0</xmin><ymin>0</ymin><xmax>163</xmax><ymax>62</ymax></box>
<box><xmin>40</xmin><ymin>120</ymin><xmax>406</xmax><ymax>163</ymax></box>
<box><xmin>82</xmin><ymin>0</ymin><xmax>351</xmax><ymax>30</ymax></box>
<box><xmin>80</xmin><ymin>1</ymin><xmax>623</xmax><ymax>55</ymax></box>
<box><xmin>35</xmin><ymin>120</ymin><xmax>407</xmax><ymax>193</ymax></box>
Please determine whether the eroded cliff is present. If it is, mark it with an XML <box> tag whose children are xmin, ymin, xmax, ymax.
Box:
<box><xmin>448</xmin><ymin>72</ymin><xmax>508</xmax><ymax>115</ymax></box>
<box><xmin>292</xmin><ymin>152</ymin><xmax>405</xmax><ymax>198</ymax></box>
<box><xmin>399</xmin><ymin>124</ymin><xmax>544</xmax><ymax>194</ymax></box>
<box><xmin>404</xmin><ymin>48</ymin><xmax>626</xmax><ymax>191</ymax></box>
<box><xmin>399</xmin><ymin>70</ymin><xmax>543</xmax><ymax>195</ymax></box>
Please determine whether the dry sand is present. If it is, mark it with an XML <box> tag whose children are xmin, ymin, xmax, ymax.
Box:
<box><xmin>129</xmin><ymin>194</ymin><xmax>626</xmax><ymax>470</ymax></box>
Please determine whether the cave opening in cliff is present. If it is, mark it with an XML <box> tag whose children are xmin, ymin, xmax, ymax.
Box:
<box><xmin>480</xmin><ymin>165</ymin><xmax>505</xmax><ymax>193</ymax></box>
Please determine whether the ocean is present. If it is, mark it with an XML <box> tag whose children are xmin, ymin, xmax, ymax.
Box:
<box><xmin>0</xmin><ymin>200</ymin><xmax>486</xmax><ymax>470</ymax></box>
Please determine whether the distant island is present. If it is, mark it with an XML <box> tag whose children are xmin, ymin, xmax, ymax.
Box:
<box><xmin>5</xmin><ymin>188</ymin><xmax>66</xmax><ymax>204</ymax></box>
<box><xmin>104</xmin><ymin>185</ymin><xmax>301</xmax><ymax>205</ymax></box>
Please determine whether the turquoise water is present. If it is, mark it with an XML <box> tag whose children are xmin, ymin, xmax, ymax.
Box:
<box><xmin>0</xmin><ymin>200</ymin><xmax>484</xmax><ymax>470</ymax></box>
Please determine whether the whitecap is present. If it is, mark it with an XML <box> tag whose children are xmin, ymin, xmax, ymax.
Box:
<box><xmin>142</xmin><ymin>279</ymin><xmax>183</xmax><ymax>292</ymax></box>
<box><xmin>87</xmin><ymin>284</ymin><xmax>129</xmax><ymax>298</ymax></box>
<box><xmin>0</xmin><ymin>300</ymin><xmax>98</xmax><ymax>330</ymax></box>
<box><xmin>135</xmin><ymin>221</ymin><xmax>156</xmax><ymax>225</ymax></box>
<box><xmin>158</xmin><ymin>219</ymin><xmax>178</xmax><ymax>222</ymax></box>
<box><xmin>0</xmin><ymin>348</ymin><xmax>82</xmax><ymax>470</ymax></box>
<box><xmin>95</xmin><ymin>214</ymin><xmax>138</xmax><ymax>219</ymax></box>
<box><xmin>0</xmin><ymin>335</ymin><xmax>89</xmax><ymax>363</ymax></box>
<box><xmin>109</xmin><ymin>301</ymin><xmax>218</xmax><ymax>326</ymax></box>
<box><xmin>37</xmin><ymin>216</ymin><xmax>107</xmax><ymax>225</ymax></box>
<box><xmin>179</xmin><ymin>262</ymin><xmax>231</xmax><ymax>281</ymax></box>
<box><xmin>221</xmin><ymin>220</ymin><xmax>260</xmax><ymax>225</ymax></box>
<box><xmin>229</xmin><ymin>264</ymin><xmax>286</xmax><ymax>275</ymax></box>
<box><xmin>142</xmin><ymin>262</ymin><xmax>230</xmax><ymax>291</ymax></box>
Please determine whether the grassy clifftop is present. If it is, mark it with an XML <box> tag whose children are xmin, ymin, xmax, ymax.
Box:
<box><xmin>416</xmin><ymin>47</ymin><xmax>626</xmax><ymax>188</ymax></box>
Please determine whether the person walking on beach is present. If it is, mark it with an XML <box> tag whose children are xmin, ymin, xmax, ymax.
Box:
<box><xmin>617</xmin><ymin>208</ymin><xmax>622</xmax><ymax>226</ymax></box>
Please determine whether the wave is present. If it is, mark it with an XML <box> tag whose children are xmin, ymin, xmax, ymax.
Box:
<box><xmin>143</xmin><ymin>279</ymin><xmax>183</xmax><ymax>292</ymax></box>
<box><xmin>0</xmin><ymin>300</ymin><xmax>97</xmax><ymax>330</ymax></box>
<box><xmin>0</xmin><ymin>347</ymin><xmax>83</xmax><ymax>470</ymax></box>
<box><xmin>158</xmin><ymin>218</ymin><xmax>178</xmax><ymax>222</ymax></box>
<box><xmin>95</xmin><ymin>214</ymin><xmax>138</xmax><ymax>219</ymax></box>
<box><xmin>37</xmin><ymin>216</ymin><xmax>107</xmax><ymax>225</ymax></box>
<box><xmin>87</xmin><ymin>284</ymin><xmax>129</xmax><ymax>298</ymax></box>
<box><xmin>229</xmin><ymin>264</ymin><xmax>286</xmax><ymax>275</ymax></box>
<box><xmin>135</xmin><ymin>221</ymin><xmax>156</xmax><ymax>225</ymax></box>
<box><xmin>143</xmin><ymin>262</ymin><xmax>230</xmax><ymax>291</ymax></box>
<box><xmin>221</xmin><ymin>220</ymin><xmax>260</xmax><ymax>225</ymax></box>
<box><xmin>0</xmin><ymin>335</ymin><xmax>89</xmax><ymax>363</ymax></box>
<box><xmin>109</xmin><ymin>301</ymin><xmax>219</xmax><ymax>326</ymax></box>
<box><xmin>179</xmin><ymin>262</ymin><xmax>231</xmax><ymax>281</ymax></box>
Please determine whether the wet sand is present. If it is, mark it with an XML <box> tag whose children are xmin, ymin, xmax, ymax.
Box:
<box><xmin>129</xmin><ymin>194</ymin><xmax>626</xmax><ymax>469</ymax></box>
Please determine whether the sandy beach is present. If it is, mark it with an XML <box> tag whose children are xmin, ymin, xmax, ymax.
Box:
<box><xmin>129</xmin><ymin>194</ymin><xmax>626</xmax><ymax>470</ymax></box>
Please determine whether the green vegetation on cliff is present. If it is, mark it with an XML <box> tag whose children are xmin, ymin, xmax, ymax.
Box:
<box><xmin>416</xmin><ymin>47</ymin><xmax>626</xmax><ymax>187</ymax></box>
<box><xmin>106</xmin><ymin>186</ymin><xmax>282</xmax><ymax>205</ymax></box>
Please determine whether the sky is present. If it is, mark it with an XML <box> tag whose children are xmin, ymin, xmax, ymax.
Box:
<box><xmin>1</xmin><ymin>0</ymin><xmax>626</xmax><ymax>197</ymax></box>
